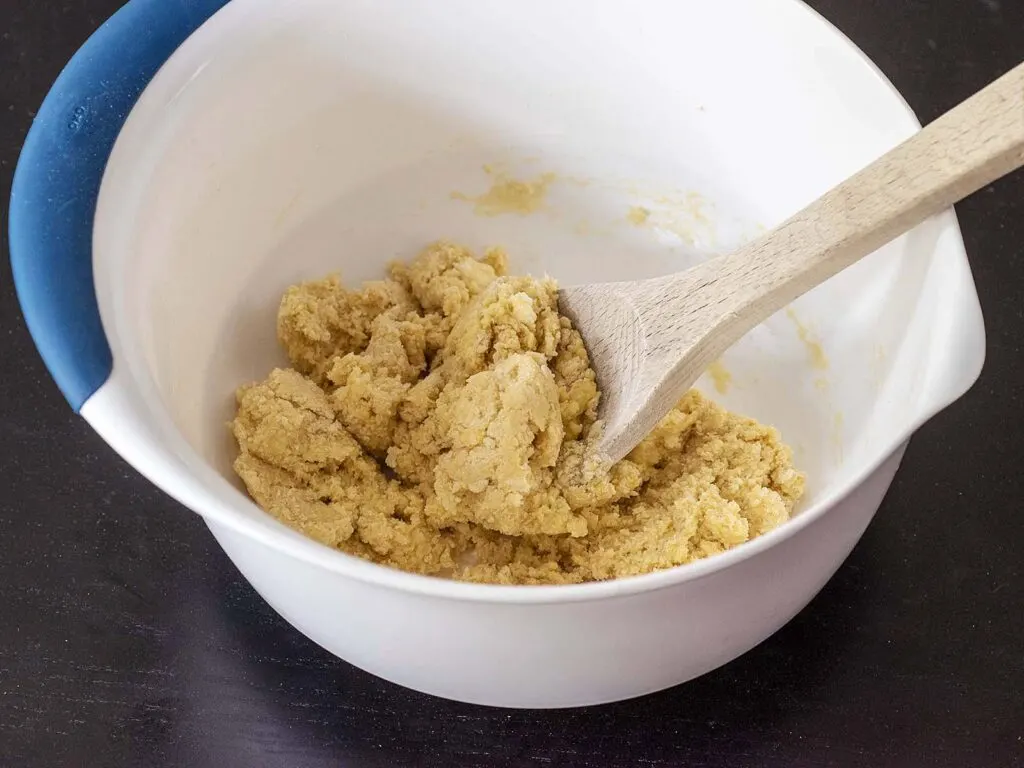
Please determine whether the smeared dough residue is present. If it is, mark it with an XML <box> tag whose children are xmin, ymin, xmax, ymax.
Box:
<box><xmin>832</xmin><ymin>411</ymin><xmax>845</xmax><ymax>464</ymax></box>
<box><xmin>619</xmin><ymin>191</ymin><xmax>717</xmax><ymax>246</ymax></box>
<box><xmin>786</xmin><ymin>308</ymin><xmax>829</xmax><ymax>370</ymax></box>
<box><xmin>626</xmin><ymin>206</ymin><xmax>651</xmax><ymax>226</ymax></box>
<box><xmin>452</xmin><ymin>167</ymin><xmax>556</xmax><ymax>216</ymax></box>
<box><xmin>707</xmin><ymin>360</ymin><xmax>733</xmax><ymax>395</ymax></box>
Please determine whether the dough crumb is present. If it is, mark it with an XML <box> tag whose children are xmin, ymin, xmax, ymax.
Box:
<box><xmin>232</xmin><ymin>241</ymin><xmax>805</xmax><ymax>585</ymax></box>
<box><xmin>627</xmin><ymin>205</ymin><xmax>651</xmax><ymax>226</ymax></box>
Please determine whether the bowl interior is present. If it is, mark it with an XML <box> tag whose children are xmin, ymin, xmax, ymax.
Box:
<box><xmin>94</xmin><ymin>0</ymin><xmax>984</xmax><ymax>528</ymax></box>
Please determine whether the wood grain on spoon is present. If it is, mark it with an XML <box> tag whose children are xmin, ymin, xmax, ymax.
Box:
<box><xmin>560</xmin><ymin>61</ymin><xmax>1024</xmax><ymax>464</ymax></box>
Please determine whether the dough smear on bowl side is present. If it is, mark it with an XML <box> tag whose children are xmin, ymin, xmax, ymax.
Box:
<box><xmin>231</xmin><ymin>241</ymin><xmax>805</xmax><ymax>585</ymax></box>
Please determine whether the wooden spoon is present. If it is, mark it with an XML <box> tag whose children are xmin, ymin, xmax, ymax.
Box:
<box><xmin>560</xmin><ymin>61</ymin><xmax>1024</xmax><ymax>464</ymax></box>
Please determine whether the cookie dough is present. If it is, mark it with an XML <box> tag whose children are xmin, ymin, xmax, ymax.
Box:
<box><xmin>232</xmin><ymin>242</ymin><xmax>805</xmax><ymax>585</ymax></box>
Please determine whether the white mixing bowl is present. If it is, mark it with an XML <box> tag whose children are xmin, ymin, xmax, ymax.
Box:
<box><xmin>11</xmin><ymin>0</ymin><xmax>985</xmax><ymax>707</ymax></box>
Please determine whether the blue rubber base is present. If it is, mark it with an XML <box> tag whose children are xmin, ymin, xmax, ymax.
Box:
<box><xmin>9</xmin><ymin>0</ymin><xmax>231</xmax><ymax>411</ymax></box>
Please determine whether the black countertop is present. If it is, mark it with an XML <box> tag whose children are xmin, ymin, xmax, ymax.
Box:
<box><xmin>2</xmin><ymin>1</ymin><xmax>1022</xmax><ymax>766</ymax></box>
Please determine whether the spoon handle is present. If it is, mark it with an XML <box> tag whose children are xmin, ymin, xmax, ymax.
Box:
<box><xmin>708</xmin><ymin>60</ymin><xmax>1024</xmax><ymax>321</ymax></box>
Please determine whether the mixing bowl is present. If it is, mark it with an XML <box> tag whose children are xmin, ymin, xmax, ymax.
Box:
<box><xmin>10</xmin><ymin>0</ymin><xmax>985</xmax><ymax>707</ymax></box>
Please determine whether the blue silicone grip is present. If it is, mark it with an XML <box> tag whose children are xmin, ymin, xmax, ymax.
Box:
<box><xmin>9</xmin><ymin>0</ymin><xmax>231</xmax><ymax>411</ymax></box>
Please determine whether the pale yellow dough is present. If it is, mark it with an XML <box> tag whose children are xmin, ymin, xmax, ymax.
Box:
<box><xmin>232</xmin><ymin>242</ymin><xmax>805</xmax><ymax>585</ymax></box>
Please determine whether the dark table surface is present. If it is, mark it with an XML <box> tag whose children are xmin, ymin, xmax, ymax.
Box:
<box><xmin>2</xmin><ymin>1</ymin><xmax>1023</xmax><ymax>766</ymax></box>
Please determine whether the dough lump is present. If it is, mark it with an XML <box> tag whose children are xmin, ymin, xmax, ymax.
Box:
<box><xmin>232</xmin><ymin>242</ymin><xmax>805</xmax><ymax>585</ymax></box>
